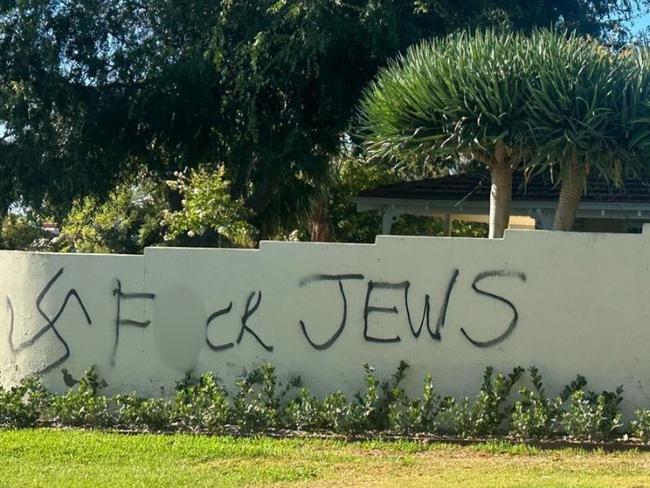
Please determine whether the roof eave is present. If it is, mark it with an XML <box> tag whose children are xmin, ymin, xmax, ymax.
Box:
<box><xmin>354</xmin><ymin>196</ymin><xmax>650</xmax><ymax>220</ymax></box>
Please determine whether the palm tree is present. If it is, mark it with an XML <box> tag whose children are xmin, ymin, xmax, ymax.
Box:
<box><xmin>525</xmin><ymin>31</ymin><xmax>650</xmax><ymax>231</ymax></box>
<box><xmin>359</xmin><ymin>30</ymin><xmax>532</xmax><ymax>238</ymax></box>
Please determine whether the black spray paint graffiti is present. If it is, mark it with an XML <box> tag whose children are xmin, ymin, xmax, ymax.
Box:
<box><xmin>460</xmin><ymin>270</ymin><xmax>527</xmax><ymax>348</ymax></box>
<box><xmin>206</xmin><ymin>291</ymin><xmax>274</xmax><ymax>352</ymax></box>
<box><xmin>299</xmin><ymin>269</ymin><xmax>524</xmax><ymax>350</ymax></box>
<box><xmin>7</xmin><ymin>268</ymin><xmax>92</xmax><ymax>374</ymax></box>
<box><xmin>363</xmin><ymin>269</ymin><xmax>459</xmax><ymax>344</ymax></box>
<box><xmin>298</xmin><ymin>274</ymin><xmax>365</xmax><ymax>350</ymax></box>
<box><xmin>206</xmin><ymin>302</ymin><xmax>234</xmax><ymax>351</ymax></box>
<box><xmin>3</xmin><ymin>266</ymin><xmax>527</xmax><ymax>375</ymax></box>
<box><xmin>111</xmin><ymin>279</ymin><xmax>156</xmax><ymax>366</ymax></box>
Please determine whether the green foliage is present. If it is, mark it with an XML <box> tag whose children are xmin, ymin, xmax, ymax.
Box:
<box><xmin>524</xmin><ymin>31</ymin><xmax>650</xmax><ymax>187</ymax></box>
<box><xmin>57</xmin><ymin>168</ymin><xmax>261</xmax><ymax>253</ymax></box>
<box><xmin>318</xmin><ymin>391</ymin><xmax>357</xmax><ymax>434</ymax></box>
<box><xmin>560</xmin><ymin>375</ymin><xmax>589</xmax><ymax>402</ymax></box>
<box><xmin>0</xmin><ymin>363</ymin><xmax>640</xmax><ymax>444</ymax></box>
<box><xmin>314</xmin><ymin>362</ymin><xmax>445</xmax><ymax>434</ymax></box>
<box><xmin>439</xmin><ymin>397</ymin><xmax>475</xmax><ymax>437</ymax></box>
<box><xmin>114</xmin><ymin>395</ymin><xmax>171</xmax><ymax>432</ymax></box>
<box><xmin>0</xmin><ymin>213</ymin><xmax>51</xmax><ymax>251</ymax></box>
<box><xmin>360</xmin><ymin>29</ymin><xmax>533</xmax><ymax>174</ymax></box>
<box><xmin>326</xmin><ymin>151</ymin><xmax>488</xmax><ymax>242</ymax></box>
<box><xmin>511</xmin><ymin>367</ymin><xmax>562</xmax><ymax>440</ymax></box>
<box><xmin>0</xmin><ymin>0</ymin><xmax>636</xmax><ymax>232</ymax></box>
<box><xmin>388</xmin><ymin>373</ymin><xmax>445</xmax><ymax>434</ymax></box>
<box><xmin>451</xmin><ymin>220</ymin><xmax>490</xmax><ymax>238</ymax></box>
<box><xmin>57</xmin><ymin>177</ymin><xmax>167</xmax><ymax>254</ymax></box>
<box><xmin>211</xmin><ymin>0</ymin><xmax>569</xmax><ymax>233</ymax></box>
<box><xmin>348</xmin><ymin>363</ymin><xmax>385</xmax><ymax>431</ymax></box>
<box><xmin>473</xmin><ymin>366</ymin><xmax>525</xmax><ymax>436</ymax></box>
<box><xmin>440</xmin><ymin>367</ymin><xmax>524</xmax><ymax>437</ymax></box>
<box><xmin>0</xmin><ymin>377</ymin><xmax>48</xmax><ymax>428</ymax></box>
<box><xmin>287</xmin><ymin>362</ymin><xmax>427</xmax><ymax>434</ymax></box>
<box><xmin>560</xmin><ymin>386</ymin><xmax>624</xmax><ymax>441</ymax></box>
<box><xmin>0</xmin><ymin>0</ymin><xmax>490</xmax><ymax>225</ymax></box>
<box><xmin>284</xmin><ymin>388</ymin><xmax>329</xmax><ymax>431</ymax></box>
<box><xmin>48</xmin><ymin>367</ymin><xmax>112</xmax><ymax>428</ymax></box>
<box><xmin>284</xmin><ymin>388</ymin><xmax>368</xmax><ymax>434</ymax></box>
<box><xmin>163</xmin><ymin>167</ymin><xmax>257</xmax><ymax>248</ymax></box>
<box><xmin>0</xmin><ymin>0</ymin><xmax>224</xmax><ymax>212</ymax></box>
<box><xmin>361</xmin><ymin>24</ymin><xmax>650</xmax><ymax>183</ymax></box>
<box><xmin>319</xmin><ymin>362</ymin><xmax>407</xmax><ymax>433</ymax></box>
<box><xmin>392</xmin><ymin>216</ymin><xmax>489</xmax><ymax>239</ymax></box>
<box><xmin>172</xmin><ymin>373</ymin><xmax>230</xmax><ymax>431</ymax></box>
<box><xmin>631</xmin><ymin>409</ymin><xmax>650</xmax><ymax>443</ymax></box>
<box><xmin>359</xmin><ymin>28</ymin><xmax>537</xmax><ymax>238</ymax></box>
<box><xmin>360</xmin><ymin>28</ymin><xmax>650</xmax><ymax>233</ymax></box>
<box><xmin>326</xmin><ymin>154</ymin><xmax>399</xmax><ymax>243</ymax></box>
<box><xmin>377</xmin><ymin>361</ymin><xmax>412</xmax><ymax>430</ymax></box>
<box><xmin>231</xmin><ymin>364</ymin><xmax>300</xmax><ymax>432</ymax></box>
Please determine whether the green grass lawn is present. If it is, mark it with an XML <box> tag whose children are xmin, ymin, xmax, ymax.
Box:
<box><xmin>1</xmin><ymin>430</ymin><xmax>650</xmax><ymax>487</ymax></box>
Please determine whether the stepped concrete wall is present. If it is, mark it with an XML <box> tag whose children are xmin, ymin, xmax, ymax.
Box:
<box><xmin>1</xmin><ymin>229</ymin><xmax>649</xmax><ymax>412</ymax></box>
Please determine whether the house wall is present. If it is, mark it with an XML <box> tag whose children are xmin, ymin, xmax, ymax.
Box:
<box><xmin>1</xmin><ymin>229</ymin><xmax>650</xmax><ymax>413</ymax></box>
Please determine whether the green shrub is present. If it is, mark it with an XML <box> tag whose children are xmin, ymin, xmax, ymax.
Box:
<box><xmin>510</xmin><ymin>372</ymin><xmax>624</xmax><ymax>442</ymax></box>
<box><xmin>0</xmin><ymin>362</ymin><xmax>640</xmax><ymax>443</ymax></box>
<box><xmin>56</xmin><ymin>176</ymin><xmax>166</xmax><ymax>254</ymax></box>
<box><xmin>438</xmin><ymin>396</ymin><xmax>473</xmax><ymax>437</ymax></box>
<box><xmin>48</xmin><ymin>367</ymin><xmax>112</xmax><ymax>428</ymax></box>
<box><xmin>231</xmin><ymin>364</ymin><xmax>300</xmax><ymax>432</ymax></box>
<box><xmin>114</xmin><ymin>394</ymin><xmax>171</xmax><ymax>431</ymax></box>
<box><xmin>172</xmin><ymin>373</ymin><xmax>230</xmax><ymax>431</ymax></box>
<box><xmin>284</xmin><ymin>388</ymin><xmax>327</xmax><ymax>431</ymax></box>
<box><xmin>559</xmin><ymin>375</ymin><xmax>588</xmax><ymax>402</ymax></box>
<box><xmin>286</xmin><ymin>362</ymin><xmax>421</xmax><ymax>434</ymax></box>
<box><xmin>0</xmin><ymin>213</ymin><xmax>52</xmax><ymax>251</ymax></box>
<box><xmin>0</xmin><ymin>377</ymin><xmax>48</xmax><ymax>428</ymax></box>
<box><xmin>511</xmin><ymin>367</ymin><xmax>562</xmax><ymax>440</ymax></box>
<box><xmin>332</xmin><ymin>362</ymin><xmax>403</xmax><ymax>433</ymax></box>
<box><xmin>631</xmin><ymin>409</ymin><xmax>650</xmax><ymax>443</ymax></box>
<box><xmin>440</xmin><ymin>367</ymin><xmax>524</xmax><ymax>437</ymax></box>
<box><xmin>344</xmin><ymin>363</ymin><xmax>383</xmax><ymax>432</ymax></box>
<box><xmin>560</xmin><ymin>386</ymin><xmax>624</xmax><ymax>441</ymax></box>
<box><xmin>388</xmin><ymin>373</ymin><xmax>445</xmax><ymax>434</ymax></box>
<box><xmin>381</xmin><ymin>361</ymin><xmax>410</xmax><ymax>431</ymax></box>
<box><xmin>320</xmin><ymin>391</ymin><xmax>356</xmax><ymax>433</ymax></box>
<box><xmin>473</xmin><ymin>366</ymin><xmax>524</xmax><ymax>436</ymax></box>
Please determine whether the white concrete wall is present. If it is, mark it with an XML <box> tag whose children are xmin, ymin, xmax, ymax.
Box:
<box><xmin>1</xmin><ymin>228</ymin><xmax>650</xmax><ymax>413</ymax></box>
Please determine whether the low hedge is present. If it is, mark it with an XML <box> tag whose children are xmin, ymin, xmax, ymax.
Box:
<box><xmin>2</xmin><ymin>362</ymin><xmax>649</xmax><ymax>443</ymax></box>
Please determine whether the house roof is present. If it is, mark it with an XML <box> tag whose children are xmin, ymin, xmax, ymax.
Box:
<box><xmin>357</xmin><ymin>172</ymin><xmax>650</xmax><ymax>205</ymax></box>
<box><xmin>355</xmin><ymin>171</ymin><xmax>650</xmax><ymax>230</ymax></box>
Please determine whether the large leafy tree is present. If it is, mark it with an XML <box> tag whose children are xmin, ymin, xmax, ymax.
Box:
<box><xmin>359</xmin><ymin>30</ymin><xmax>532</xmax><ymax>238</ymax></box>
<box><xmin>0</xmin><ymin>0</ymin><xmax>645</xmax><ymax>236</ymax></box>
<box><xmin>207</xmin><ymin>0</ymin><xmax>599</xmax><ymax>235</ymax></box>
<box><xmin>0</xmin><ymin>0</ymin><xmax>223</xmax><ymax>216</ymax></box>
<box><xmin>360</xmin><ymin>29</ymin><xmax>650</xmax><ymax>237</ymax></box>
<box><xmin>525</xmin><ymin>31</ymin><xmax>650</xmax><ymax>230</ymax></box>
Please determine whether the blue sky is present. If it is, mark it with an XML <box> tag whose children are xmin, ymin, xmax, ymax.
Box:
<box><xmin>630</xmin><ymin>11</ymin><xmax>650</xmax><ymax>33</ymax></box>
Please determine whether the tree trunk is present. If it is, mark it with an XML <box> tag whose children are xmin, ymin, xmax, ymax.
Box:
<box><xmin>489</xmin><ymin>157</ymin><xmax>513</xmax><ymax>239</ymax></box>
<box><xmin>309</xmin><ymin>196</ymin><xmax>334</xmax><ymax>242</ymax></box>
<box><xmin>553</xmin><ymin>159</ymin><xmax>584</xmax><ymax>231</ymax></box>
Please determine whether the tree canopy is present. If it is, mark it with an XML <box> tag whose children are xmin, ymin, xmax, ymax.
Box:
<box><xmin>359</xmin><ymin>29</ymin><xmax>650</xmax><ymax>236</ymax></box>
<box><xmin>359</xmin><ymin>30</ymin><xmax>533</xmax><ymax>238</ymax></box>
<box><xmin>525</xmin><ymin>31</ymin><xmax>650</xmax><ymax>229</ymax></box>
<box><xmin>0</xmin><ymin>0</ymin><xmax>646</xmax><ymax>243</ymax></box>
